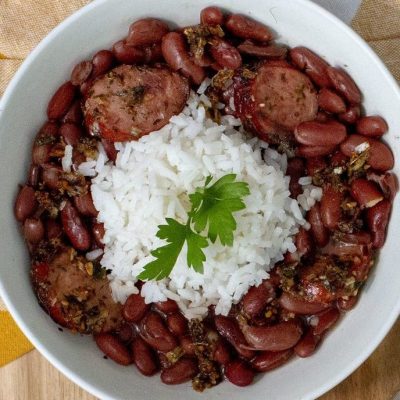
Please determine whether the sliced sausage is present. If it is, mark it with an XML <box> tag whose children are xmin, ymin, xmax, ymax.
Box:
<box><xmin>84</xmin><ymin>65</ymin><xmax>189</xmax><ymax>142</ymax></box>
<box><xmin>31</xmin><ymin>246</ymin><xmax>122</xmax><ymax>334</ymax></box>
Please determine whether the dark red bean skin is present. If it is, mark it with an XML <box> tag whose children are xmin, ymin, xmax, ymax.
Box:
<box><xmin>180</xmin><ymin>335</ymin><xmax>196</xmax><ymax>356</ymax></box>
<box><xmin>356</xmin><ymin>116</ymin><xmax>388</xmax><ymax>137</ymax></box>
<box><xmin>28</xmin><ymin>165</ymin><xmax>40</xmax><ymax>188</ymax></box>
<box><xmin>327</xmin><ymin>67</ymin><xmax>361</xmax><ymax>105</ymax></box>
<box><xmin>112</xmin><ymin>40</ymin><xmax>145</xmax><ymax>65</ymax></box>
<box><xmin>351</xmin><ymin>178</ymin><xmax>384</xmax><ymax>209</ymax></box>
<box><xmin>320</xmin><ymin>185</ymin><xmax>343</xmax><ymax>230</ymax></box>
<box><xmin>166</xmin><ymin>313</ymin><xmax>188</xmax><ymax>336</ymax></box>
<box><xmin>92</xmin><ymin>50</ymin><xmax>115</xmax><ymax>78</ymax></box>
<box><xmin>366</xmin><ymin>199</ymin><xmax>391</xmax><ymax>248</ymax></box>
<box><xmin>139</xmin><ymin>312</ymin><xmax>178</xmax><ymax>352</ymax></box>
<box><xmin>70</xmin><ymin>61</ymin><xmax>93</xmax><ymax>86</ymax></box>
<box><xmin>154</xmin><ymin>299</ymin><xmax>179</xmax><ymax>314</ymax></box>
<box><xmin>209</xmin><ymin>37</ymin><xmax>242</xmax><ymax>70</ymax></box>
<box><xmin>237</xmin><ymin>41</ymin><xmax>287</xmax><ymax>58</ymax></box>
<box><xmin>338</xmin><ymin>105</ymin><xmax>361</xmax><ymax>124</ymax></box>
<box><xmin>306</xmin><ymin>157</ymin><xmax>327</xmax><ymax>176</ymax></box>
<box><xmin>60</xmin><ymin>123</ymin><xmax>82</xmax><ymax>146</ymax></box>
<box><xmin>47</xmin><ymin>81</ymin><xmax>76</xmax><ymax>120</ymax></box>
<box><xmin>101</xmin><ymin>139</ymin><xmax>118</xmax><ymax>163</ymax></box>
<box><xmin>297</xmin><ymin>145</ymin><xmax>337</xmax><ymax>158</ymax></box>
<box><xmin>200</xmin><ymin>7</ymin><xmax>224</xmax><ymax>26</ymax></box>
<box><xmin>251</xmin><ymin>349</ymin><xmax>293</xmax><ymax>372</ymax></box>
<box><xmin>123</xmin><ymin>293</ymin><xmax>150</xmax><ymax>322</ymax></box>
<box><xmin>311</xmin><ymin>307</ymin><xmax>340</xmax><ymax>336</ymax></box>
<box><xmin>23</xmin><ymin>218</ymin><xmax>45</xmax><ymax>243</ymax></box>
<box><xmin>214</xmin><ymin>315</ymin><xmax>254</xmax><ymax>359</ymax></box>
<box><xmin>279</xmin><ymin>292</ymin><xmax>330</xmax><ymax>314</ymax></box>
<box><xmin>45</xmin><ymin>218</ymin><xmax>62</xmax><ymax>240</ymax></box>
<box><xmin>242</xmin><ymin>280</ymin><xmax>275</xmax><ymax>318</ymax></box>
<box><xmin>132</xmin><ymin>337</ymin><xmax>158</xmax><ymax>376</ymax></box>
<box><xmin>225</xmin><ymin>14</ymin><xmax>273</xmax><ymax>42</ymax></box>
<box><xmin>95</xmin><ymin>333</ymin><xmax>132</xmax><ymax>365</ymax></box>
<box><xmin>294</xmin><ymin>329</ymin><xmax>320</xmax><ymax>358</ymax></box>
<box><xmin>294</xmin><ymin>121</ymin><xmax>347</xmax><ymax>147</ymax></box>
<box><xmin>60</xmin><ymin>200</ymin><xmax>91</xmax><ymax>251</ymax></box>
<box><xmin>224</xmin><ymin>360</ymin><xmax>255</xmax><ymax>387</ymax></box>
<box><xmin>287</xmin><ymin>157</ymin><xmax>305</xmax><ymax>199</ymax></box>
<box><xmin>15</xmin><ymin>186</ymin><xmax>37</xmax><ymax>222</ymax></box>
<box><xmin>92</xmin><ymin>222</ymin><xmax>105</xmax><ymax>248</ymax></box>
<box><xmin>126</xmin><ymin>18</ymin><xmax>169</xmax><ymax>47</ymax></box>
<box><xmin>295</xmin><ymin>227</ymin><xmax>313</xmax><ymax>258</ymax></box>
<box><xmin>62</xmin><ymin>100</ymin><xmax>83</xmax><ymax>125</ymax></box>
<box><xmin>160</xmin><ymin>358</ymin><xmax>198</xmax><ymax>385</ymax></box>
<box><xmin>73</xmin><ymin>192</ymin><xmax>98</xmax><ymax>217</ymax></box>
<box><xmin>337</xmin><ymin>296</ymin><xmax>358</xmax><ymax>311</ymax></box>
<box><xmin>117</xmin><ymin>323</ymin><xmax>134</xmax><ymax>343</ymax></box>
<box><xmin>213</xmin><ymin>339</ymin><xmax>231</xmax><ymax>365</ymax></box>
<box><xmin>307</xmin><ymin>204</ymin><xmax>329</xmax><ymax>247</ymax></box>
<box><xmin>318</xmin><ymin>88</ymin><xmax>346</xmax><ymax>114</ymax></box>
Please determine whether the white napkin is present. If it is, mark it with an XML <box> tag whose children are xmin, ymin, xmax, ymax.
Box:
<box><xmin>312</xmin><ymin>0</ymin><xmax>362</xmax><ymax>24</ymax></box>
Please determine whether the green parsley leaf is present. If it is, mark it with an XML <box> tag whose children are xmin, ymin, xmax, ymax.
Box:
<box><xmin>139</xmin><ymin>175</ymin><xmax>250</xmax><ymax>281</ymax></box>
<box><xmin>137</xmin><ymin>219</ymin><xmax>186</xmax><ymax>281</ymax></box>
<box><xmin>190</xmin><ymin>174</ymin><xmax>250</xmax><ymax>246</ymax></box>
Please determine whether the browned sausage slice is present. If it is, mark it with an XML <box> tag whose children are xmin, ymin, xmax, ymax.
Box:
<box><xmin>84</xmin><ymin>65</ymin><xmax>189</xmax><ymax>142</ymax></box>
<box><xmin>31</xmin><ymin>246</ymin><xmax>122</xmax><ymax>333</ymax></box>
<box><xmin>251</xmin><ymin>64</ymin><xmax>318</xmax><ymax>133</ymax></box>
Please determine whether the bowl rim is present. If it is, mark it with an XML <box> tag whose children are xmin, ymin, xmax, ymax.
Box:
<box><xmin>1</xmin><ymin>0</ymin><xmax>399</xmax><ymax>399</ymax></box>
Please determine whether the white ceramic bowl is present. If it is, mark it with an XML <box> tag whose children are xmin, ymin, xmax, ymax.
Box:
<box><xmin>0</xmin><ymin>0</ymin><xmax>399</xmax><ymax>399</ymax></box>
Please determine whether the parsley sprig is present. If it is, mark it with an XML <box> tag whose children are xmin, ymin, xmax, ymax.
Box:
<box><xmin>138</xmin><ymin>174</ymin><xmax>250</xmax><ymax>281</ymax></box>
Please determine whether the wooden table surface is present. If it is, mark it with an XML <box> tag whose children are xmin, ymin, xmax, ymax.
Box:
<box><xmin>0</xmin><ymin>318</ymin><xmax>399</xmax><ymax>399</ymax></box>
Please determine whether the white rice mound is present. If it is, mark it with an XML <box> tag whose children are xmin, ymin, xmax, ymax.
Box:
<box><xmin>79</xmin><ymin>81</ymin><xmax>322</xmax><ymax>319</ymax></box>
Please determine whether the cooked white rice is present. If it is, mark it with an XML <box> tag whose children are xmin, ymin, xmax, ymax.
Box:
<box><xmin>78</xmin><ymin>86</ymin><xmax>322</xmax><ymax>319</ymax></box>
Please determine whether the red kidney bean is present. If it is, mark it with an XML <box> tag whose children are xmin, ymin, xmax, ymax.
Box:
<box><xmin>139</xmin><ymin>312</ymin><xmax>178</xmax><ymax>352</ymax></box>
<box><xmin>15</xmin><ymin>186</ymin><xmax>37</xmax><ymax>222</ymax></box>
<box><xmin>47</xmin><ymin>81</ymin><xmax>76</xmax><ymax>120</ymax></box>
<box><xmin>123</xmin><ymin>293</ymin><xmax>150</xmax><ymax>322</ymax></box>
<box><xmin>351</xmin><ymin>178</ymin><xmax>383</xmax><ymax>209</ymax></box>
<box><xmin>73</xmin><ymin>192</ymin><xmax>98</xmax><ymax>217</ymax></box>
<box><xmin>60</xmin><ymin>123</ymin><xmax>82</xmax><ymax>146</ymax></box>
<box><xmin>200</xmin><ymin>6</ymin><xmax>224</xmax><ymax>26</ymax></box>
<box><xmin>41</xmin><ymin>164</ymin><xmax>62</xmax><ymax>190</ymax></box>
<box><xmin>209</xmin><ymin>37</ymin><xmax>242</xmax><ymax>70</ymax></box>
<box><xmin>237</xmin><ymin>41</ymin><xmax>287</xmax><ymax>58</ymax></box>
<box><xmin>214</xmin><ymin>315</ymin><xmax>254</xmax><ymax>359</ymax></box>
<box><xmin>225</xmin><ymin>14</ymin><xmax>273</xmax><ymax>42</ymax></box>
<box><xmin>160</xmin><ymin>358</ymin><xmax>198</xmax><ymax>385</ymax></box>
<box><xmin>45</xmin><ymin>218</ymin><xmax>62</xmax><ymax>239</ymax></box>
<box><xmin>117</xmin><ymin>323</ymin><xmax>134</xmax><ymax>343</ymax></box>
<box><xmin>113</xmin><ymin>40</ymin><xmax>145</xmax><ymax>64</ymax></box>
<box><xmin>318</xmin><ymin>88</ymin><xmax>346</xmax><ymax>114</ymax></box>
<box><xmin>224</xmin><ymin>360</ymin><xmax>255</xmax><ymax>387</ymax></box>
<box><xmin>23</xmin><ymin>218</ymin><xmax>45</xmax><ymax>243</ymax></box>
<box><xmin>290</xmin><ymin>47</ymin><xmax>331</xmax><ymax>88</ymax></box>
<box><xmin>62</xmin><ymin>100</ymin><xmax>83</xmax><ymax>125</ymax></box>
<box><xmin>251</xmin><ymin>349</ymin><xmax>293</xmax><ymax>372</ymax></box>
<box><xmin>161</xmin><ymin>32</ymin><xmax>205</xmax><ymax>85</ymax></box>
<box><xmin>320</xmin><ymin>185</ymin><xmax>343</xmax><ymax>230</ymax></box>
<box><xmin>310</xmin><ymin>307</ymin><xmax>340</xmax><ymax>336</ymax></box>
<box><xmin>297</xmin><ymin>144</ymin><xmax>337</xmax><ymax>158</ymax></box>
<box><xmin>367</xmin><ymin>172</ymin><xmax>398</xmax><ymax>201</ymax></box>
<box><xmin>327</xmin><ymin>67</ymin><xmax>361</xmax><ymax>104</ymax></box>
<box><xmin>101</xmin><ymin>139</ymin><xmax>118</xmax><ymax>163</ymax></box>
<box><xmin>330</xmin><ymin>151</ymin><xmax>348</xmax><ymax>167</ymax></box>
<box><xmin>70</xmin><ymin>61</ymin><xmax>93</xmax><ymax>86</ymax></box>
<box><xmin>32</xmin><ymin>144</ymin><xmax>51</xmax><ymax>166</ymax></box>
<box><xmin>306</xmin><ymin>157</ymin><xmax>327</xmax><ymax>176</ymax></box>
<box><xmin>367</xmin><ymin>199</ymin><xmax>391</xmax><ymax>248</ymax></box>
<box><xmin>287</xmin><ymin>157</ymin><xmax>305</xmax><ymax>199</ymax></box>
<box><xmin>92</xmin><ymin>222</ymin><xmax>105</xmax><ymax>248</ymax></box>
<box><xmin>279</xmin><ymin>292</ymin><xmax>330</xmax><ymax>314</ymax></box>
<box><xmin>166</xmin><ymin>313</ymin><xmax>188</xmax><ymax>336</ymax></box>
<box><xmin>60</xmin><ymin>200</ymin><xmax>91</xmax><ymax>251</ymax></box>
<box><xmin>132</xmin><ymin>337</ymin><xmax>158</xmax><ymax>376</ymax></box>
<box><xmin>180</xmin><ymin>336</ymin><xmax>196</xmax><ymax>356</ymax></box>
<box><xmin>340</xmin><ymin>134</ymin><xmax>394</xmax><ymax>172</ymax></box>
<box><xmin>295</xmin><ymin>227</ymin><xmax>313</xmax><ymax>258</ymax></box>
<box><xmin>315</xmin><ymin>111</ymin><xmax>332</xmax><ymax>123</ymax></box>
<box><xmin>143</xmin><ymin>43</ymin><xmax>163</xmax><ymax>64</ymax></box>
<box><xmin>92</xmin><ymin>50</ymin><xmax>115</xmax><ymax>78</ymax></box>
<box><xmin>307</xmin><ymin>204</ymin><xmax>329</xmax><ymax>247</ymax></box>
<box><xmin>338</xmin><ymin>105</ymin><xmax>361</xmax><ymax>124</ymax></box>
<box><xmin>337</xmin><ymin>296</ymin><xmax>358</xmax><ymax>311</ymax></box>
<box><xmin>28</xmin><ymin>165</ymin><xmax>40</xmax><ymax>188</ymax></box>
<box><xmin>294</xmin><ymin>329</ymin><xmax>320</xmax><ymax>358</ymax></box>
<box><xmin>240</xmin><ymin>319</ymin><xmax>303</xmax><ymax>351</ymax></box>
<box><xmin>242</xmin><ymin>280</ymin><xmax>275</xmax><ymax>318</ymax></box>
<box><xmin>80</xmin><ymin>78</ymin><xmax>94</xmax><ymax>98</ymax></box>
<box><xmin>155</xmin><ymin>299</ymin><xmax>179</xmax><ymax>314</ymax></box>
<box><xmin>213</xmin><ymin>339</ymin><xmax>231</xmax><ymax>365</ymax></box>
<box><xmin>356</xmin><ymin>116</ymin><xmax>388</xmax><ymax>137</ymax></box>
<box><xmin>127</xmin><ymin>18</ymin><xmax>169</xmax><ymax>47</ymax></box>
<box><xmin>95</xmin><ymin>333</ymin><xmax>131</xmax><ymax>365</ymax></box>
<box><xmin>294</xmin><ymin>121</ymin><xmax>347</xmax><ymax>147</ymax></box>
